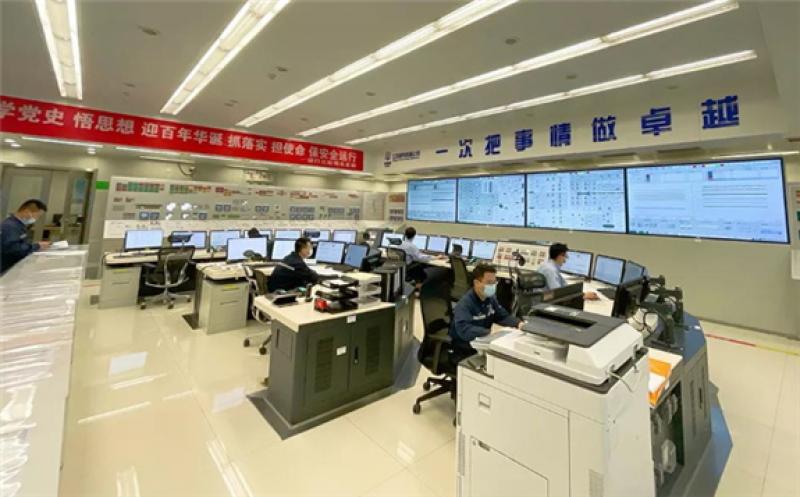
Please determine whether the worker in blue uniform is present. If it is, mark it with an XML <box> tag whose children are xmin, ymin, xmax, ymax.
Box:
<box><xmin>1</xmin><ymin>199</ymin><xmax>50</xmax><ymax>273</ymax></box>
<box><xmin>449</xmin><ymin>263</ymin><xmax>522</xmax><ymax>362</ymax></box>
<box><xmin>267</xmin><ymin>237</ymin><xmax>320</xmax><ymax>292</ymax></box>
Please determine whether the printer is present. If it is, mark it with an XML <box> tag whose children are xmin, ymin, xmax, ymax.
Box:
<box><xmin>457</xmin><ymin>304</ymin><xmax>654</xmax><ymax>497</ymax></box>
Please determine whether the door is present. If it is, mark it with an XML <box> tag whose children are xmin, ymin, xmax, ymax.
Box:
<box><xmin>303</xmin><ymin>324</ymin><xmax>351</xmax><ymax>416</ymax></box>
<box><xmin>349</xmin><ymin>310</ymin><xmax>394</xmax><ymax>395</ymax></box>
<box><xmin>0</xmin><ymin>167</ymin><xmax>52</xmax><ymax>242</ymax></box>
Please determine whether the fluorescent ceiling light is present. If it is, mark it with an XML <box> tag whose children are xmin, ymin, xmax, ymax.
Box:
<box><xmin>711</xmin><ymin>151</ymin><xmax>799</xmax><ymax>159</ymax></box>
<box><xmin>22</xmin><ymin>136</ymin><xmax>104</xmax><ymax>148</ymax></box>
<box><xmin>34</xmin><ymin>0</ymin><xmax>82</xmax><ymax>99</ymax></box>
<box><xmin>3</xmin><ymin>138</ymin><xmax>17</xmax><ymax>144</ymax></box>
<box><xmin>161</xmin><ymin>0</ymin><xmax>291</xmax><ymax>115</ymax></box>
<box><xmin>116</xmin><ymin>146</ymin><xmax>180</xmax><ymax>156</ymax></box>
<box><xmin>140</xmin><ymin>155</ymin><xmax>196</xmax><ymax>164</ymax></box>
<box><xmin>346</xmin><ymin>50</ymin><xmax>755</xmax><ymax>145</ymax></box>
<box><xmin>299</xmin><ymin>0</ymin><xmax>738</xmax><ymax>137</ymax></box>
<box><xmin>189</xmin><ymin>153</ymin><xmax>235</xmax><ymax>161</ymax></box>
<box><xmin>10</xmin><ymin>143</ymin><xmax>22</xmax><ymax>148</ymax></box>
<box><xmin>238</xmin><ymin>0</ymin><xmax>518</xmax><ymax>127</ymax></box>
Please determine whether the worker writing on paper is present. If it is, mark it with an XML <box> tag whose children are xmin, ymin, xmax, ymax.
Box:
<box><xmin>449</xmin><ymin>264</ymin><xmax>523</xmax><ymax>362</ymax></box>
<box><xmin>538</xmin><ymin>243</ymin><xmax>599</xmax><ymax>301</ymax></box>
<box><xmin>267</xmin><ymin>237</ymin><xmax>320</xmax><ymax>292</ymax></box>
<box><xmin>0</xmin><ymin>199</ymin><xmax>50</xmax><ymax>273</ymax></box>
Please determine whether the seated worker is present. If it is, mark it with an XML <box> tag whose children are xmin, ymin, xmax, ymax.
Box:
<box><xmin>1</xmin><ymin>199</ymin><xmax>50</xmax><ymax>273</ymax></box>
<box><xmin>398</xmin><ymin>227</ymin><xmax>445</xmax><ymax>285</ymax></box>
<box><xmin>449</xmin><ymin>264</ymin><xmax>523</xmax><ymax>362</ymax></box>
<box><xmin>538</xmin><ymin>243</ymin><xmax>598</xmax><ymax>300</ymax></box>
<box><xmin>267</xmin><ymin>237</ymin><xmax>320</xmax><ymax>292</ymax></box>
<box><xmin>247</xmin><ymin>227</ymin><xmax>263</xmax><ymax>238</ymax></box>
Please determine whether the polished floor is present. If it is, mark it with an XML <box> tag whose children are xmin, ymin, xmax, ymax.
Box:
<box><xmin>59</xmin><ymin>282</ymin><xmax>799</xmax><ymax>497</ymax></box>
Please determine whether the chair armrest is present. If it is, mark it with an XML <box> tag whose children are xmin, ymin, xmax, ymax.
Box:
<box><xmin>142</xmin><ymin>262</ymin><xmax>157</xmax><ymax>269</ymax></box>
<box><xmin>429</xmin><ymin>329</ymin><xmax>452</xmax><ymax>344</ymax></box>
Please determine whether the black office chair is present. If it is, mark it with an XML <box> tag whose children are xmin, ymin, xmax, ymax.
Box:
<box><xmin>140</xmin><ymin>246</ymin><xmax>195</xmax><ymax>309</ymax></box>
<box><xmin>512</xmin><ymin>268</ymin><xmax>547</xmax><ymax>317</ymax></box>
<box><xmin>242</xmin><ymin>264</ymin><xmax>271</xmax><ymax>355</ymax></box>
<box><xmin>413</xmin><ymin>279</ymin><xmax>458</xmax><ymax>415</ymax></box>
<box><xmin>385</xmin><ymin>247</ymin><xmax>407</xmax><ymax>264</ymax></box>
<box><xmin>449</xmin><ymin>255</ymin><xmax>470</xmax><ymax>302</ymax></box>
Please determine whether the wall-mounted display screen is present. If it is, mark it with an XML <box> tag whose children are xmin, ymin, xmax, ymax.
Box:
<box><xmin>457</xmin><ymin>174</ymin><xmax>525</xmax><ymax>226</ymax></box>
<box><xmin>407</xmin><ymin>179</ymin><xmax>457</xmax><ymax>222</ymax></box>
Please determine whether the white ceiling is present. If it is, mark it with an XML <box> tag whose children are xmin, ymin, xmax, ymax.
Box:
<box><xmin>1</xmin><ymin>0</ymin><xmax>798</xmax><ymax>156</ymax></box>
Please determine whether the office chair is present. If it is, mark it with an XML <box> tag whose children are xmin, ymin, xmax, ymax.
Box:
<box><xmin>140</xmin><ymin>246</ymin><xmax>195</xmax><ymax>309</ymax></box>
<box><xmin>385</xmin><ymin>247</ymin><xmax>407</xmax><ymax>264</ymax></box>
<box><xmin>241</xmin><ymin>264</ymin><xmax>272</xmax><ymax>355</ymax></box>
<box><xmin>449</xmin><ymin>255</ymin><xmax>470</xmax><ymax>302</ymax></box>
<box><xmin>413</xmin><ymin>279</ymin><xmax>458</xmax><ymax>416</ymax></box>
<box><xmin>511</xmin><ymin>268</ymin><xmax>547</xmax><ymax>318</ymax></box>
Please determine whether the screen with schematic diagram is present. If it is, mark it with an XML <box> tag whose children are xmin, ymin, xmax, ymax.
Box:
<box><xmin>457</xmin><ymin>174</ymin><xmax>525</xmax><ymax>226</ymax></box>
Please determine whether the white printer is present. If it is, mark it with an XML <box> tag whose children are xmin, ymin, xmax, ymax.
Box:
<box><xmin>457</xmin><ymin>304</ymin><xmax>655</xmax><ymax>497</ymax></box>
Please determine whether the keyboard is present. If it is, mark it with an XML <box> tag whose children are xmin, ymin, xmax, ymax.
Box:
<box><xmin>325</xmin><ymin>264</ymin><xmax>356</xmax><ymax>273</ymax></box>
<box><xmin>597</xmin><ymin>287</ymin><xmax>617</xmax><ymax>299</ymax></box>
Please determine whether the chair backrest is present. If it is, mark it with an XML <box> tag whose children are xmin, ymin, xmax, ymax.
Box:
<box><xmin>449</xmin><ymin>255</ymin><xmax>471</xmax><ymax>301</ymax></box>
<box><xmin>156</xmin><ymin>246</ymin><xmax>194</xmax><ymax>285</ymax></box>
<box><xmin>386</xmin><ymin>247</ymin><xmax>407</xmax><ymax>265</ymax></box>
<box><xmin>512</xmin><ymin>270</ymin><xmax>547</xmax><ymax>317</ymax></box>
<box><xmin>418</xmin><ymin>279</ymin><xmax>454</xmax><ymax>374</ymax></box>
<box><xmin>242</xmin><ymin>264</ymin><xmax>268</xmax><ymax>297</ymax></box>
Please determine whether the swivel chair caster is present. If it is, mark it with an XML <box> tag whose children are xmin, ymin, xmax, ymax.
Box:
<box><xmin>412</xmin><ymin>403</ymin><xmax>421</xmax><ymax>415</ymax></box>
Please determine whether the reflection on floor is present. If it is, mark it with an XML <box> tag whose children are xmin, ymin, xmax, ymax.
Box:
<box><xmin>59</xmin><ymin>282</ymin><xmax>799</xmax><ymax>497</ymax></box>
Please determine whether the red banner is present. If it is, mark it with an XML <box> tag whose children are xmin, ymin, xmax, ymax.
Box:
<box><xmin>0</xmin><ymin>95</ymin><xmax>363</xmax><ymax>171</ymax></box>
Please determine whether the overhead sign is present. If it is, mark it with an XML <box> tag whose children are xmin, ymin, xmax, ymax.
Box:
<box><xmin>0</xmin><ymin>95</ymin><xmax>363</xmax><ymax>171</ymax></box>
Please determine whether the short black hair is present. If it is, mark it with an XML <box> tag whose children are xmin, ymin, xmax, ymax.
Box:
<box><xmin>471</xmin><ymin>263</ymin><xmax>497</xmax><ymax>285</ymax></box>
<box><xmin>404</xmin><ymin>227</ymin><xmax>416</xmax><ymax>240</ymax></box>
<box><xmin>549</xmin><ymin>243</ymin><xmax>568</xmax><ymax>260</ymax></box>
<box><xmin>295</xmin><ymin>237</ymin><xmax>312</xmax><ymax>253</ymax></box>
<box><xmin>18</xmin><ymin>199</ymin><xmax>47</xmax><ymax>212</ymax></box>
<box><xmin>362</xmin><ymin>231</ymin><xmax>371</xmax><ymax>241</ymax></box>
<box><xmin>247</xmin><ymin>227</ymin><xmax>261</xmax><ymax>238</ymax></box>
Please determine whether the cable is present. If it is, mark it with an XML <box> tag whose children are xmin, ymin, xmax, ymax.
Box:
<box><xmin>608</xmin><ymin>370</ymin><xmax>634</xmax><ymax>393</ymax></box>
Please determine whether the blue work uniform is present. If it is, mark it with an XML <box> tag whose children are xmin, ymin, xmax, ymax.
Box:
<box><xmin>0</xmin><ymin>215</ymin><xmax>39</xmax><ymax>273</ymax></box>
<box><xmin>449</xmin><ymin>288</ymin><xmax>520</xmax><ymax>358</ymax></box>
<box><xmin>267</xmin><ymin>252</ymin><xmax>320</xmax><ymax>292</ymax></box>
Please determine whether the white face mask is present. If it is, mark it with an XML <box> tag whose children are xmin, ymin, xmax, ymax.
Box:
<box><xmin>21</xmin><ymin>215</ymin><xmax>36</xmax><ymax>226</ymax></box>
<box><xmin>483</xmin><ymin>283</ymin><xmax>497</xmax><ymax>298</ymax></box>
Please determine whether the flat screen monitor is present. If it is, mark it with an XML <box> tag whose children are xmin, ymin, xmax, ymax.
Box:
<box><xmin>406</xmin><ymin>178</ymin><xmax>457</xmax><ymax>222</ymax></box>
<box><xmin>315</xmin><ymin>241</ymin><xmax>345</xmax><ymax>264</ymax></box>
<box><xmin>270</xmin><ymin>239</ymin><xmax>295</xmax><ymax>261</ymax></box>
<box><xmin>426</xmin><ymin>235</ymin><xmax>448</xmax><ymax>253</ymax></box>
<box><xmin>457</xmin><ymin>174</ymin><xmax>525</xmax><ymax>226</ymax></box>
<box><xmin>560</xmin><ymin>250</ymin><xmax>593</xmax><ymax>278</ymax></box>
<box><xmin>124</xmin><ymin>230</ymin><xmax>163</xmax><ymax>251</ymax></box>
<box><xmin>622</xmin><ymin>260</ymin><xmax>646</xmax><ymax>284</ymax></box>
<box><xmin>305</xmin><ymin>229</ymin><xmax>330</xmax><ymax>241</ymax></box>
<box><xmin>275</xmin><ymin>229</ymin><xmax>301</xmax><ymax>239</ymax></box>
<box><xmin>470</xmin><ymin>241</ymin><xmax>497</xmax><ymax>260</ymax></box>
<box><xmin>626</xmin><ymin>159</ymin><xmax>789</xmax><ymax>243</ymax></box>
<box><xmin>209</xmin><ymin>230</ymin><xmax>241</xmax><ymax>250</ymax></box>
<box><xmin>226</xmin><ymin>237</ymin><xmax>268</xmax><ymax>262</ymax></box>
<box><xmin>344</xmin><ymin>244</ymin><xmax>368</xmax><ymax>269</ymax></box>
<box><xmin>448</xmin><ymin>238</ymin><xmax>472</xmax><ymax>256</ymax></box>
<box><xmin>381</xmin><ymin>233</ymin><xmax>404</xmax><ymax>248</ymax></box>
<box><xmin>332</xmin><ymin>230</ymin><xmax>357</xmax><ymax>244</ymax></box>
<box><xmin>526</xmin><ymin>168</ymin><xmax>626</xmax><ymax>232</ymax></box>
<box><xmin>170</xmin><ymin>231</ymin><xmax>206</xmax><ymax>249</ymax></box>
<box><xmin>593</xmin><ymin>255</ymin><xmax>625</xmax><ymax>286</ymax></box>
<box><xmin>412</xmin><ymin>234</ymin><xmax>428</xmax><ymax>251</ymax></box>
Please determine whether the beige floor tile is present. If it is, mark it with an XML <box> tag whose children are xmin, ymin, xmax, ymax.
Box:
<box><xmin>762</xmin><ymin>428</ymin><xmax>800</xmax><ymax>497</ymax></box>
<box><xmin>714</xmin><ymin>465</ymin><xmax>766</xmax><ymax>497</ymax></box>
<box><xmin>233</xmin><ymin>417</ymin><xmax>403</xmax><ymax>497</ymax></box>
<box><xmin>721</xmin><ymin>412</ymin><xmax>775</xmax><ymax>477</ymax></box>
<box><xmin>348</xmin><ymin>386</ymin><xmax>455</xmax><ymax>466</ymax></box>
<box><xmin>361</xmin><ymin>469</ymin><xmax>438</xmax><ymax>497</ymax></box>
<box><xmin>408</xmin><ymin>440</ymin><xmax>457</xmax><ymax>497</ymax></box>
<box><xmin>774</xmin><ymin>357</ymin><xmax>800</xmax><ymax>435</ymax></box>
<box><xmin>702</xmin><ymin>321</ymin><xmax>800</xmax><ymax>354</ymax></box>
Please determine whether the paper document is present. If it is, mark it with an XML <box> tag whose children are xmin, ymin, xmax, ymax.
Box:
<box><xmin>649</xmin><ymin>373</ymin><xmax>667</xmax><ymax>394</ymax></box>
<box><xmin>315</xmin><ymin>267</ymin><xmax>342</xmax><ymax>277</ymax></box>
<box><xmin>50</xmin><ymin>240</ymin><xmax>70</xmax><ymax>250</ymax></box>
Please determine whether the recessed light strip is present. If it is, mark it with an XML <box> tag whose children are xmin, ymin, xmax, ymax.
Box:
<box><xmin>346</xmin><ymin>50</ymin><xmax>756</xmax><ymax>145</ymax></box>
<box><xmin>711</xmin><ymin>151</ymin><xmax>799</xmax><ymax>159</ymax></box>
<box><xmin>116</xmin><ymin>146</ymin><xmax>180</xmax><ymax>156</ymax></box>
<box><xmin>22</xmin><ymin>136</ymin><xmax>104</xmax><ymax>148</ymax></box>
<box><xmin>161</xmin><ymin>0</ymin><xmax>292</xmax><ymax>115</ymax></box>
<box><xmin>139</xmin><ymin>155</ymin><xmax>196</xmax><ymax>164</ymax></box>
<box><xmin>237</xmin><ymin>0</ymin><xmax>518</xmax><ymax>127</ymax></box>
<box><xmin>34</xmin><ymin>0</ymin><xmax>83</xmax><ymax>99</ymax></box>
<box><xmin>299</xmin><ymin>0</ymin><xmax>738</xmax><ymax>137</ymax></box>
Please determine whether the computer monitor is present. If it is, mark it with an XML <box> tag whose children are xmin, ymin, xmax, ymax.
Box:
<box><xmin>412</xmin><ymin>234</ymin><xmax>428</xmax><ymax>251</ymax></box>
<box><xmin>123</xmin><ymin>229</ymin><xmax>163</xmax><ymax>251</ymax></box>
<box><xmin>561</xmin><ymin>250</ymin><xmax>593</xmax><ymax>278</ymax></box>
<box><xmin>270</xmin><ymin>239</ymin><xmax>295</xmax><ymax>260</ymax></box>
<box><xmin>542</xmin><ymin>282</ymin><xmax>585</xmax><ymax>311</ymax></box>
<box><xmin>332</xmin><ymin>230</ymin><xmax>357</xmax><ymax>244</ymax></box>
<box><xmin>305</xmin><ymin>229</ymin><xmax>330</xmax><ymax>242</ymax></box>
<box><xmin>593</xmin><ymin>255</ymin><xmax>626</xmax><ymax>286</ymax></box>
<box><xmin>622</xmin><ymin>260</ymin><xmax>646</xmax><ymax>284</ymax></box>
<box><xmin>226</xmin><ymin>237</ymin><xmax>268</xmax><ymax>262</ymax></box>
<box><xmin>611</xmin><ymin>278</ymin><xmax>650</xmax><ymax>318</ymax></box>
<box><xmin>471</xmin><ymin>240</ymin><xmax>497</xmax><ymax>260</ymax></box>
<box><xmin>209</xmin><ymin>230</ymin><xmax>241</xmax><ymax>250</ymax></box>
<box><xmin>426</xmin><ymin>235</ymin><xmax>448</xmax><ymax>253</ymax></box>
<box><xmin>315</xmin><ymin>241</ymin><xmax>345</xmax><ymax>264</ymax></box>
<box><xmin>381</xmin><ymin>233</ymin><xmax>404</xmax><ymax>248</ymax></box>
<box><xmin>275</xmin><ymin>229</ymin><xmax>301</xmax><ymax>239</ymax></box>
<box><xmin>169</xmin><ymin>231</ymin><xmax>207</xmax><ymax>249</ymax></box>
<box><xmin>343</xmin><ymin>244</ymin><xmax>368</xmax><ymax>269</ymax></box>
<box><xmin>448</xmin><ymin>238</ymin><xmax>472</xmax><ymax>256</ymax></box>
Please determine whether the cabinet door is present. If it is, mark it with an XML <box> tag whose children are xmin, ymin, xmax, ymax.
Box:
<box><xmin>349</xmin><ymin>310</ymin><xmax>394</xmax><ymax>395</ymax></box>
<box><xmin>303</xmin><ymin>325</ymin><xmax>351</xmax><ymax>413</ymax></box>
